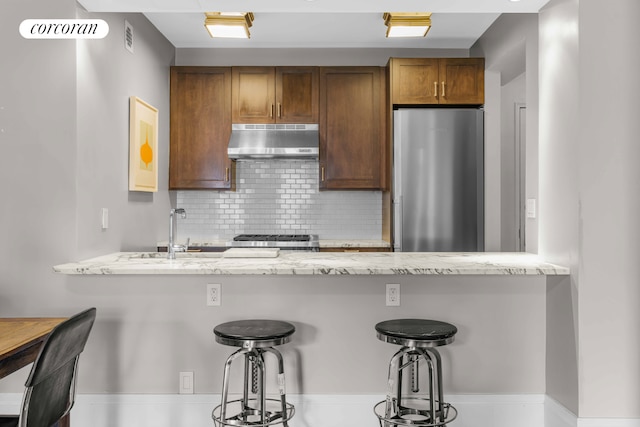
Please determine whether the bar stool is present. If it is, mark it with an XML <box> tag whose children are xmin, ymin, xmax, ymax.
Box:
<box><xmin>373</xmin><ymin>319</ymin><xmax>458</xmax><ymax>427</ymax></box>
<box><xmin>212</xmin><ymin>319</ymin><xmax>295</xmax><ymax>427</ymax></box>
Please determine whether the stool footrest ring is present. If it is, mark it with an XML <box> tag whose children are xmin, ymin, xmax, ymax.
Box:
<box><xmin>213</xmin><ymin>398</ymin><xmax>295</xmax><ymax>427</ymax></box>
<box><xmin>373</xmin><ymin>398</ymin><xmax>457</xmax><ymax>427</ymax></box>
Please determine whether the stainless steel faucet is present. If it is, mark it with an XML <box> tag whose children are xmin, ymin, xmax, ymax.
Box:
<box><xmin>168</xmin><ymin>208</ymin><xmax>189</xmax><ymax>259</ymax></box>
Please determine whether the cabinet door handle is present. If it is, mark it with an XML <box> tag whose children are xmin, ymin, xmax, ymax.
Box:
<box><xmin>441</xmin><ymin>81</ymin><xmax>446</xmax><ymax>97</ymax></box>
<box><xmin>225</xmin><ymin>167</ymin><xmax>230</xmax><ymax>182</ymax></box>
<box><xmin>434</xmin><ymin>81</ymin><xmax>438</xmax><ymax>98</ymax></box>
<box><xmin>270</xmin><ymin>104</ymin><xmax>274</xmax><ymax>118</ymax></box>
<box><xmin>321</xmin><ymin>166</ymin><xmax>325</xmax><ymax>182</ymax></box>
<box><xmin>278</xmin><ymin>103</ymin><xmax>282</xmax><ymax>118</ymax></box>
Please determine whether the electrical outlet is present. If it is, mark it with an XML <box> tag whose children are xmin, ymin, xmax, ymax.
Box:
<box><xmin>386</xmin><ymin>283</ymin><xmax>400</xmax><ymax>306</ymax></box>
<box><xmin>179</xmin><ymin>371</ymin><xmax>194</xmax><ymax>394</ymax></box>
<box><xmin>207</xmin><ymin>283</ymin><xmax>221</xmax><ymax>306</ymax></box>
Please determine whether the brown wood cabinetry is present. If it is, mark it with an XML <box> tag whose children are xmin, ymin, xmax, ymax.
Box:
<box><xmin>389</xmin><ymin>57</ymin><xmax>484</xmax><ymax>105</ymax></box>
<box><xmin>319</xmin><ymin>67</ymin><xmax>386</xmax><ymax>190</ymax></box>
<box><xmin>390</xmin><ymin>58</ymin><xmax>440</xmax><ymax>104</ymax></box>
<box><xmin>232</xmin><ymin>67</ymin><xmax>319</xmax><ymax>123</ymax></box>
<box><xmin>170</xmin><ymin>67</ymin><xmax>234</xmax><ymax>190</ymax></box>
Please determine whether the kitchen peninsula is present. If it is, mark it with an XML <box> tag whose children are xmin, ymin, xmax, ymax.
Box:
<box><xmin>54</xmin><ymin>251</ymin><xmax>568</xmax><ymax>275</ymax></box>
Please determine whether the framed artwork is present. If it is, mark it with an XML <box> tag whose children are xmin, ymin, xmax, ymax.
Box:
<box><xmin>129</xmin><ymin>96</ymin><xmax>158</xmax><ymax>192</ymax></box>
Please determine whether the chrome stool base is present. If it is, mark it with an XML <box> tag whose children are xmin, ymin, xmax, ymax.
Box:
<box><xmin>212</xmin><ymin>398</ymin><xmax>295</xmax><ymax>427</ymax></box>
<box><xmin>213</xmin><ymin>320</ymin><xmax>295</xmax><ymax>427</ymax></box>
<box><xmin>373</xmin><ymin>398</ymin><xmax>457</xmax><ymax>427</ymax></box>
<box><xmin>375</xmin><ymin>320</ymin><xmax>458</xmax><ymax>427</ymax></box>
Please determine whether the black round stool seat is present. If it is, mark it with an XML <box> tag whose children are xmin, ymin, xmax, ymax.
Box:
<box><xmin>214</xmin><ymin>319</ymin><xmax>295</xmax><ymax>348</ymax></box>
<box><xmin>375</xmin><ymin>318</ymin><xmax>457</xmax><ymax>348</ymax></box>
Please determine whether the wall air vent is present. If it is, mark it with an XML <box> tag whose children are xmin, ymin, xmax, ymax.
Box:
<box><xmin>124</xmin><ymin>20</ymin><xmax>133</xmax><ymax>53</ymax></box>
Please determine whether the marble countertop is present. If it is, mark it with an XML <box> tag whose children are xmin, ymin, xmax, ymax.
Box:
<box><xmin>53</xmin><ymin>251</ymin><xmax>569</xmax><ymax>276</ymax></box>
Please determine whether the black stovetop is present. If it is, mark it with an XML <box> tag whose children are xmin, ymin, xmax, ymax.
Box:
<box><xmin>227</xmin><ymin>234</ymin><xmax>319</xmax><ymax>250</ymax></box>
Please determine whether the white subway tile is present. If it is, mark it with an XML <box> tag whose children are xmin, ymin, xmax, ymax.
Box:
<box><xmin>176</xmin><ymin>159</ymin><xmax>381</xmax><ymax>240</ymax></box>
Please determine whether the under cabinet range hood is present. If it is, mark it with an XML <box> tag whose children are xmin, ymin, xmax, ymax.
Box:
<box><xmin>227</xmin><ymin>124</ymin><xmax>319</xmax><ymax>160</ymax></box>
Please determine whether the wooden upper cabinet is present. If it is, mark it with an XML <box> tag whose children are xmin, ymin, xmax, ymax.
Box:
<box><xmin>438</xmin><ymin>58</ymin><xmax>485</xmax><ymax>105</ymax></box>
<box><xmin>319</xmin><ymin>67</ymin><xmax>386</xmax><ymax>190</ymax></box>
<box><xmin>276</xmin><ymin>67</ymin><xmax>319</xmax><ymax>123</ymax></box>
<box><xmin>232</xmin><ymin>66</ymin><xmax>318</xmax><ymax>123</ymax></box>
<box><xmin>170</xmin><ymin>67</ymin><xmax>234</xmax><ymax>190</ymax></box>
<box><xmin>389</xmin><ymin>57</ymin><xmax>484</xmax><ymax>105</ymax></box>
<box><xmin>390</xmin><ymin>58</ymin><xmax>440</xmax><ymax>104</ymax></box>
<box><xmin>232</xmin><ymin>67</ymin><xmax>275</xmax><ymax>123</ymax></box>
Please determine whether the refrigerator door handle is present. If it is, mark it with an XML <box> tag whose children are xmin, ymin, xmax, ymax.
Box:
<box><xmin>393</xmin><ymin>196</ymin><xmax>402</xmax><ymax>252</ymax></box>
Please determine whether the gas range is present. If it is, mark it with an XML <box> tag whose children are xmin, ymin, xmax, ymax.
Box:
<box><xmin>227</xmin><ymin>234</ymin><xmax>320</xmax><ymax>251</ymax></box>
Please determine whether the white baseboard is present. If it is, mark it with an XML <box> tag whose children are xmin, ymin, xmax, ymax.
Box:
<box><xmin>578</xmin><ymin>420</ymin><xmax>640</xmax><ymax>427</ymax></box>
<box><xmin>1</xmin><ymin>393</ymin><xmax>638</xmax><ymax>427</ymax></box>
<box><xmin>546</xmin><ymin>396</ymin><xmax>578</xmax><ymax>427</ymax></box>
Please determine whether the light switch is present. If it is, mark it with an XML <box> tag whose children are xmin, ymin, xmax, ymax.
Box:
<box><xmin>101</xmin><ymin>208</ymin><xmax>109</xmax><ymax>229</ymax></box>
<box><xmin>179</xmin><ymin>371</ymin><xmax>194</xmax><ymax>394</ymax></box>
<box><xmin>526</xmin><ymin>199</ymin><xmax>536</xmax><ymax>219</ymax></box>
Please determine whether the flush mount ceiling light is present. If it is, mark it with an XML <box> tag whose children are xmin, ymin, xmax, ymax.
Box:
<box><xmin>204</xmin><ymin>12</ymin><xmax>254</xmax><ymax>39</ymax></box>
<box><xmin>383</xmin><ymin>12</ymin><xmax>432</xmax><ymax>38</ymax></box>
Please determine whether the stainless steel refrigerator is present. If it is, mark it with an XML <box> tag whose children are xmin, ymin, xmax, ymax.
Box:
<box><xmin>393</xmin><ymin>108</ymin><xmax>484</xmax><ymax>252</ymax></box>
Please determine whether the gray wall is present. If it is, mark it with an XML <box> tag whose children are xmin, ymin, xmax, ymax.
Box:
<box><xmin>500</xmin><ymin>72</ymin><xmax>526</xmax><ymax>252</ymax></box>
<box><xmin>0</xmin><ymin>0</ymin><xmax>79</xmax><ymax>391</ymax></box>
<box><xmin>0</xmin><ymin>0</ymin><xmax>174</xmax><ymax>391</ymax></box>
<box><xmin>472</xmin><ymin>12</ymin><xmax>580</xmax><ymax>413</ymax></box>
<box><xmin>75</xmin><ymin>9</ymin><xmax>175</xmax><ymax>259</ymax></box>
<box><xmin>470</xmin><ymin>13</ymin><xmax>539</xmax><ymax>253</ymax></box>
<box><xmin>538</xmin><ymin>0</ymin><xmax>580</xmax><ymax>415</ymax></box>
<box><xmin>577</xmin><ymin>1</ymin><xmax>640</xmax><ymax>416</ymax></box>
<box><xmin>539</xmin><ymin>0</ymin><xmax>640</xmax><ymax>418</ymax></box>
<box><xmin>63</xmin><ymin>274</ymin><xmax>546</xmax><ymax>395</ymax></box>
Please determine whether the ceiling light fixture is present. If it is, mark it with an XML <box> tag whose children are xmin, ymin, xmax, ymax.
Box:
<box><xmin>204</xmin><ymin>12</ymin><xmax>254</xmax><ymax>39</ymax></box>
<box><xmin>383</xmin><ymin>12</ymin><xmax>432</xmax><ymax>38</ymax></box>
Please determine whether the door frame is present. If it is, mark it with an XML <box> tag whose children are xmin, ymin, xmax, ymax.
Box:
<box><xmin>515</xmin><ymin>103</ymin><xmax>526</xmax><ymax>252</ymax></box>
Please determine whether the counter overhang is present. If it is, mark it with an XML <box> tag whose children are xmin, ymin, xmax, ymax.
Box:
<box><xmin>53</xmin><ymin>252</ymin><xmax>570</xmax><ymax>276</ymax></box>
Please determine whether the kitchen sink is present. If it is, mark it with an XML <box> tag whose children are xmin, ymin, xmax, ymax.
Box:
<box><xmin>130</xmin><ymin>252</ymin><xmax>224</xmax><ymax>259</ymax></box>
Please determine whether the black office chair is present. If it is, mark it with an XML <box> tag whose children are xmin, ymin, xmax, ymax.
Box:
<box><xmin>0</xmin><ymin>307</ymin><xmax>97</xmax><ymax>427</ymax></box>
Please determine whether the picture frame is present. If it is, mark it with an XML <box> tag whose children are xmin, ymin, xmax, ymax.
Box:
<box><xmin>129</xmin><ymin>96</ymin><xmax>158</xmax><ymax>192</ymax></box>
